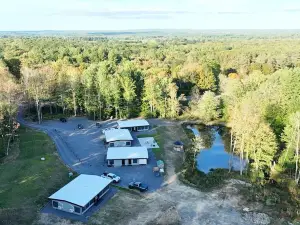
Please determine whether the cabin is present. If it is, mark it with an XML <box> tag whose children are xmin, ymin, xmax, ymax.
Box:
<box><xmin>48</xmin><ymin>174</ymin><xmax>111</xmax><ymax>215</ymax></box>
<box><xmin>104</xmin><ymin>129</ymin><xmax>133</xmax><ymax>147</ymax></box>
<box><xmin>106</xmin><ymin>147</ymin><xmax>148</xmax><ymax>166</ymax></box>
<box><xmin>117</xmin><ymin>119</ymin><xmax>150</xmax><ymax>132</ymax></box>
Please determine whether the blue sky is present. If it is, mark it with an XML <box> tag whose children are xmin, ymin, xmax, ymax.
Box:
<box><xmin>1</xmin><ymin>0</ymin><xmax>300</xmax><ymax>30</ymax></box>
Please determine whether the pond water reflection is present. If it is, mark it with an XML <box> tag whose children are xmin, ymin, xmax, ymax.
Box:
<box><xmin>187</xmin><ymin>125</ymin><xmax>245</xmax><ymax>174</ymax></box>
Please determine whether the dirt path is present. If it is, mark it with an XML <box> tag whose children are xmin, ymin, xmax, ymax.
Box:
<box><xmin>34</xmin><ymin>124</ymin><xmax>272</xmax><ymax>225</ymax></box>
<box><xmin>123</xmin><ymin>125</ymin><xmax>270</xmax><ymax>225</ymax></box>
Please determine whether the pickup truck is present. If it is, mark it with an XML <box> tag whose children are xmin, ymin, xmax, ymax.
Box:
<box><xmin>101</xmin><ymin>172</ymin><xmax>121</xmax><ymax>183</ymax></box>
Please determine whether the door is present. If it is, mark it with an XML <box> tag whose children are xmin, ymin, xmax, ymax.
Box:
<box><xmin>128</xmin><ymin>159</ymin><xmax>132</xmax><ymax>165</ymax></box>
<box><xmin>122</xmin><ymin>159</ymin><xmax>125</xmax><ymax>166</ymax></box>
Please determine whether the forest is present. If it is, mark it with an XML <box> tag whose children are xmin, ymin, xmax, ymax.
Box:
<box><xmin>0</xmin><ymin>34</ymin><xmax>300</xmax><ymax>190</ymax></box>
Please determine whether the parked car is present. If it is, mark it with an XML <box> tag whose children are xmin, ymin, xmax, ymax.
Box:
<box><xmin>60</xmin><ymin>118</ymin><xmax>67</xmax><ymax>123</ymax></box>
<box><xmin>96</xmin><ymin>122</ymin><xmax>101</xmax><ymax>128</ymax></box>
<box><xmin>101</xmin><ymin>172</ymin><xmax>121</xmax><ymax>183</ymax></box>
<box><xmin>128</xmin><ymin>182</ymin><xmax>148</xmax><ymax>192</ymax></box>
<box><xmin>102</xmin><ymin>127</ymin><xmax>116</xmax><ymax>134</ymax></box>
<box><xmin>77</xmin><ymin>124</ymin><xmax>84</xmax><ymax>129</ymax></box>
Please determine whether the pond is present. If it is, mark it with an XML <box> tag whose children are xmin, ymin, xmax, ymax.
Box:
<box><xmin>187</xmin><ymin>125</ymin><xmax>246</xmax><ymax>174</ymax></box>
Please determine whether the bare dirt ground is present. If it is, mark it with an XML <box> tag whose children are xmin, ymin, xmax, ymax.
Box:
<box><xmin>34</xmin><ymin>125</ymin><xmax>272</xmax><ymax>225</ymax></box>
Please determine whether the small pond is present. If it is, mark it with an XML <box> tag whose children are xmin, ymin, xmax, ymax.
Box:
<box><xmin>187</xmin><ymin>125</ymin><xmax>246</xmax><ymax>174</ymax></box>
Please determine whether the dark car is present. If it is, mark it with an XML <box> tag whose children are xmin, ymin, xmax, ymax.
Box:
<box><xmin>77</xmin><ymin>124</ymin><xmax>84</xmax><ymax>129</ymax></box>
<box><xmin>96</xmin><ymin>122</ymin><xmax>101</xmax><ymax>128</ymax></box>
<box><xmin>128</xmin><ymin>182</ymin><xmax>148</xmax><ymax>192</ymax></box>
<box><xmin>60</xmin><ymin>118</ymin><xmax>67</xmax><ymax>123</ymax></box>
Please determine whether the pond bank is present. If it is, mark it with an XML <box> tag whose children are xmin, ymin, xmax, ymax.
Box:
<box><xmin>186</xmin><ymin>125</ymin><xmax>246</xmax><ymax>174</ymax></box>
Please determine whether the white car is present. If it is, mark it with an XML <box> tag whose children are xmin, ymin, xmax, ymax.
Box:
<box><xmin>101</xmin><ymin>172</ymin><xmax>121</xmax><ymax>183</ymax></box>
<box><xmin>102</xmin><ymin>127</ymin><xmax>116</xmax><ymax>134</ymax></box>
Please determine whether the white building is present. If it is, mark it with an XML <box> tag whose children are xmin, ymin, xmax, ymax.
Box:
<box><xmin>117</xmin><ymin>119</ymin><xmax>150</xmax><ymax>132</ymax></box>
<box><xmin>49</xmin><ymin>174</ymin><xmax>111</xmax><ymax>215</ymax></box>
<box><xmin>107</xmin><ymin>147</ymin><xmax>148</xmax><ymax>166</ymax></box>
<box><xmin>105</xmin><ymin>129</ymin><xmax>133</xmax><ymax>147</ymax></box>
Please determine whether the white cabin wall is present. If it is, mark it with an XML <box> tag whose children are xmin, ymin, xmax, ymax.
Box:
<box><xmin>114</xmin><ymin>160</ymin><xmax>122</xmax><ymax>166</ymax></box>
<box><xmin>139</xmin><ymin>159</ymin><xmax>147</xmax><ymax>165</ymax></box>
<box><xmin>52</xmin><ymin>200</ymin><xmax>82</xmax><ymax>215</ymax></box>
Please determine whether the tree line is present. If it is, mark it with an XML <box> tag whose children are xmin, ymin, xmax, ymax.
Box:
<box><xmin>0</xmin><ymin>35</ymin><xmax>300</xmax><ymax>186</ymax></box>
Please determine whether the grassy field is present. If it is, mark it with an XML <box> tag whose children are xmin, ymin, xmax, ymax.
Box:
<box><xmin>0</xmin><ymin>127</ymin><xmax>71</xmax><ymax>225</ymax></box>
<box><xmin>137</xmin><ymin>128</ymin><xmax>165</xmax><ymax>160</ymax></box>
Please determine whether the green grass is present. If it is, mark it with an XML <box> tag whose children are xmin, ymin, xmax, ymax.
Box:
<box><xmin>180</xmin><ymin>168</ymin><xmax>247</xmax><ymax>191</ymax></box>
<box><xmin>137</xmin><ymin>130</ymin><xmax>164</xmax><ymax>160</ymax></box>
<box><xmin>0</xmin><ymin>138</ymin><xmax>5</xmax><ymax>158</ymax></box>
<box><xmin>110</xmin><ymin>184</ymin><xmax>144</xmax><ymax>197</ymax></box>
<box><xmin>0</xmin><ymin>127</ymin><xmax>71</xmax><ymax>225</ymax></box>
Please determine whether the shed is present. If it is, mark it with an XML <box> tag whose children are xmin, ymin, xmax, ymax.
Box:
<box><xmin>48</xmin><ymin>174</ymin><xmax>111</xmax><ymax>215</ymax></box>
<box><xmin>107</xmin><ymin>147</ymin><xmax>148</xmax><ymax>166</ymax></box>
<box><xmin>173</xmin><ymin>141</ymin><xmax>184</xmax><ymax>152</ymax></box>
<box><xmin>117</xmin><ymin>119</ymin><xmax>150</xmax><ymax>132</ymax></box>
<box><xmin>104</xmin><ymin>129</ymin><xmax>133</xmax><ymax>147</ymax></box>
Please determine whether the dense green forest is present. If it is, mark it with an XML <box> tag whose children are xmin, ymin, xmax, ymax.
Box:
<box><xmin>0</xmin><ymin>34</ymin><xmax>300</xmax><ymax>189</ymax></box>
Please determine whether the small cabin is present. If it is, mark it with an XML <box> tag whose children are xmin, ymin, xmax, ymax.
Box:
<box><xmin>117</xmin><ymin>119</ymin><xmax>150</xmax><ymax>132</ymax></box>
<box><xmin>106</xmin><ymin>147</ymin><xmax>148</xmax><ymax>166</ymax></box>
<box><xmin>48</xmin><ymin>174</ymin><xmax>111</xmax><ymax>215</ymax></box>
<box><xmin>104</xmin><ymin>129</ymin><xmax>133</xmax><ymax>147</ymax></box>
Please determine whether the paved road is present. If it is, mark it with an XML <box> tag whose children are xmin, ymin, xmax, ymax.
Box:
<box><xmin>17</xmin><ymin>108</ymin><xmax>163</xmax><ymax>191</ymax></box>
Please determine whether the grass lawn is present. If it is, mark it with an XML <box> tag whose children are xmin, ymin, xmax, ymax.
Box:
<box><xmin>0</xmin><ymin>127</ymin><xmax>71</xmax><ymax>225</ymax></box>
<box><xmin>137</xmin><ymin>129</ymin><xmax>165</xmax><ymax>160</ymax></box>
<box><xmin>137</xmin><ymin>125</ymin><xmax>191</xmax><ymax>174</ymax></box>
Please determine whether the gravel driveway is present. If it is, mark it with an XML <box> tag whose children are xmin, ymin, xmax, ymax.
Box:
<box><xmin>18</xmin><ymin>111</ymin><xmax>163</xmax><ymax>191</ymax></box>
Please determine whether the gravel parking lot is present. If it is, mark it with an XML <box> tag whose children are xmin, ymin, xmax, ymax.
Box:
<box><xmin>19</xmin><ymin>116</ymin><xmax>163</xmax><ymax>191</ymax></box>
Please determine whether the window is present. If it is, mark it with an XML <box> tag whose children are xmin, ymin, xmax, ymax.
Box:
<box><xmin>109</xmin><ymin>142</ymin><xmax>114</xmax><ymax>147</ymax></box>
<box><xmin>109</xmin><ymin>160</ymin><xmax>114</xmax><ymax>165</ymax></box>
<box><xmin>74</xmin><ymin>206</ymin><xmax>81</xmax><ymax>214</ymax></box>
<box><xmin>133</xmin><ymin>159</ymin><xmax>137</xmax><ymax>163</ymax></box>
<box><xmin>52</xmin><ymin>201</ymin><xmax>58</xmax><ymax>208</ymax></box>
<box><xmin>126</xmin><ymin>141</ymin><xmax>131</xmax><ymax>146</ymax></box>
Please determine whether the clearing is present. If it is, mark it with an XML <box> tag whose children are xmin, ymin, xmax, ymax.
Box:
<box><xmin>33</xmin><ymin>125</ymin><xmax>273</xmax><ymax>225</ymax></box>
<box><xmin>0</xmin><ymin>127</ymin><xmax>71</xmax><ymax>225</ymax></box>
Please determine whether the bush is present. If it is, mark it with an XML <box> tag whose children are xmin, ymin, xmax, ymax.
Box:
<box><xmin>181</xmin><ymin>166</ymin><xmax>240</xmax><ymax>191</ymax></box>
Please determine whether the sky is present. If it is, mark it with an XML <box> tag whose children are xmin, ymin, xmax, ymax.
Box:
<box><xmin>1</xmin><ymin>0</ymin><xmax>300</xmax><ymax>30</ymax></box>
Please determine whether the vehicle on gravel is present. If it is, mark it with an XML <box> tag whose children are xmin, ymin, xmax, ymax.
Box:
<box><xmin>60</xmin><ymin>118</ymin><xmax>67</xmax><ymax>123</ymax></box>
<box><xmin>96</xmin><ymin>122</ymin><xmax>101</xmax><ymax>128</ymax></box>
<box><xmin>128</xmin><ymin>182</ymin><xmax>148</xmax><ymax>192</ymax></box>
<box><xmin>77</xmin><ymin>124</ymin><xmax>84</xmax><ymax>129</ymax></box>
<box><xmin>102</xmin><ymin>127</ymin><xmax>116</xmax><ymax>134</ymax></box>
<box><xmin>101</xmin><ymin>172</ymin><xmax>121</xmax><ymax>183</ymax></box>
